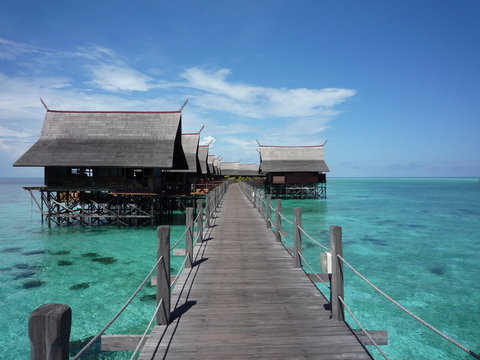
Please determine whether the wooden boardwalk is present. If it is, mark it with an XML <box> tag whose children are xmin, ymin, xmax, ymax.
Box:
<box><xmin>139</xmin><ymin>183</ymin><xmax>372</xmax><ymax>359</ymax></box>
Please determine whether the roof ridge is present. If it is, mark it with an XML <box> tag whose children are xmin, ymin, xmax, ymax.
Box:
<box><xmin>47</xmin><ymin>110</ymin><xmax>181</xmax><ymax>114</ymax></box>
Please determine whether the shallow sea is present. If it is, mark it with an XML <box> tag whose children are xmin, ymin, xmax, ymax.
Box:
<box><xmin>0</xmin><ymin>178</ymin><xmax>479</xmax><ymax>359</ymax></box>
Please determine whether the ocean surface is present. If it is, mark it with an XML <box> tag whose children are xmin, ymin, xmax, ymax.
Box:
<box><xmin>0</xmin><ymin>177</ymin><xmax>479</xmax><ymax>359</ymax></box>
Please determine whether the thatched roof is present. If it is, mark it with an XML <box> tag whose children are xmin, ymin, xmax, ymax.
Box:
<box><xmin>198</xmin><ymin>145</ymin><xmax>209</xmax><ymax>175</ymax></box>
<box><xmin>220</xmin><ymin>162</ymin><xmax>239</xmax><ymax>176</ymax></box>
<box><xmin>237</xmin><ymin>164</ymin><xmax>260</xmax><ymax>176</ymax></box>
<box><xmin>171</xmin><ymin>133</ymin><xmax>200</xmax><ymax>173</ymax></box>
<box><xmin>207</xmin><ymin>155</ymin><xmax>216</xmax><ymax>174</ymax></box>
<box><xmin>213</xmin><ymin>159</ymin><xmax>221</xmax><ymax>175</ymax></box>
<box><xmin>14</xmin><ymin>110</ymin><xmax>187</xmax><ymax>169</ymax></box>
<box><xmin>259</xmin><ymin>145</ymin><xmax>329</xmax><ymax>173</ymax></box>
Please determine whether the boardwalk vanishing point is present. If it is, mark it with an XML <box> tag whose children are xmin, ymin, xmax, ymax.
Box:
<box><xmin>139</xmin><ymin>183</ymin><xmax>372</xmax><ymax>359</ymax></box>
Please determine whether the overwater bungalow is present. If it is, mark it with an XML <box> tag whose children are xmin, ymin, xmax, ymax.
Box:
<box><xmin>13</xmin><ymin>109</ymin><xmax>198</xmax><ymax>225</ymax></box>
<box><xmin>166</xmin><ymin>133</ymin><xmax>201</xmax><ymax>194</ymax></box>
<box><xmin>237</xmin><ymin>163</ymin><xmax>260</xmax><ymax>177</ymax></box>
<box><xmin>259</xmin><ymin>145</ymin><xmax>330</xmax><ymax>199</ymax></box>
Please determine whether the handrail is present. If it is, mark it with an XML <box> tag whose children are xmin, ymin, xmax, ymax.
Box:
<box><xmin>297</xmin><ymin>225</ymin><xmax>329</xmax><ymax>251</ymax></box>
<box><xmin>337</xmin><ymin>254</ymin><xmax>480</xmax><ymax>359</ymax></box>
<box><xmin>170</xmin><ymin>226</ymin><xmax>189</xmax><ymax>250</ymax></box>
<box><xmin>73</xmin><ymin>255</ymin><xmax>164</xmax><ymax>359</ymax></box>
<box><xmin>297</xmin><ymin>251</ymin><xmax>329</xmax><ymax>287</ymax></box>
<box><xmin>339</xmin><ymin>296</ymin><xmax>390</xmax><ymax>360</ymax></box>
<box><xmin>129</xmin><ymin>298</ymin><xmax>164</xmax><ymax>360</ymax></box>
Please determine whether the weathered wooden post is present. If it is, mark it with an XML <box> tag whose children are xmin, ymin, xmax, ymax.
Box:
<box><xmin>253</xmin><ymin>188</ymin><xmax>257</xmax><ymax>208</ymax></box>
<box><xmin>29</xmin><ymin>303</ymin><xmax>71</xmax><ymax>360</ymax></box>
<box><xmin>274</xmin><ymin>199</ymin><xmax>281</xmax><ymax>242</ymax></box>
<box><xmin>330</xmin><ymin>225</ymin><xmax>344</xmax><ymax>321</ymax></box>
<box><xmin>266</xmin><ymin>194</ymin><xmax>272</xmax><ymax>229</ymax></box>
<box><xmin>197</xmin><ymin>198</ymin><xmax>203</xmax><ymax>243</ymax></box>
<box><xmin>205</xmin><ymin>193</ymin><xmax>210</xmax><ymax>228</ymax></box>
<box><xmin>157</xmin><ymin>225</ymin><xmax>170</xmax><ymax>325</ymax></box>
<box><xmin>259</xmin><ymin>193</ymin><xmax>265</xmax><ymax>219</ymax></box>
<box><xmin>293</xmin><ymin>207</ymin><xmax>302</xmax><ymax>268</ymax></box>
<box><xmin>186</xmin><ymin>207</ymin><xmax>193</xmax><ymax>268</ymax></box>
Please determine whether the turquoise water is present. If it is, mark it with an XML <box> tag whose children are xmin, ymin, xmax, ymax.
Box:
<box><xmin>277</xmin><ymin>178</ymin><xmax>480</xmax><ymax>359</ymax></box>
<box><xmin>0</xmin><ymin>178</ymin><xmax>479</xmax><ymax>359</ymax></box>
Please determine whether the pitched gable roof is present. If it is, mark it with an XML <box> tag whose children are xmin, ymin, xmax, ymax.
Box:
<box><xmin>259</xmin><ymin>145</ymin><xmax>329</xmax><ymax>173</ymax></box>
<box><xmin>14</xmin><ymin>110</ymin><xmax>186</xmax><ymax>168</ymax></box>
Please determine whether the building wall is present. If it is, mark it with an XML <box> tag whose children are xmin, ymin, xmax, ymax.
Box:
<box><xmin>268</xmin><ymin>172</ymin><xmax>326</xmax><ymax>184</ymax></box>
<box><xmin>45</xmin><ymin>167</ymin><xmax>162</xmax><ymax>192</ymax></box>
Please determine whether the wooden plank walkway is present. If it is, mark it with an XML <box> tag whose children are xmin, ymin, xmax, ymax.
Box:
<box><xmin>139</xmin><ymin>183</ymin><xmax>372</xmax><ymax>359</ymax></box>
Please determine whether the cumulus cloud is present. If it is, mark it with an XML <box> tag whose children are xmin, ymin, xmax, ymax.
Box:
<box><xmin>200</xmin><ymin>135</ymin><xmax>216</xmax><ymax>146</ymax></box>
<box><xmin>181</xmin><ymin>67</ymin><xmax>356</xmax><ymax>120</ymax></box>
<box><xmin>87</xmin><ymin>63</ymin><xmax>153</xmax><ymax>92</ymax></box>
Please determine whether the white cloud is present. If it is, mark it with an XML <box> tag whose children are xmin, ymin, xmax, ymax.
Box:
<box><xmin>0</xmin><ymin>126</ymin><xmax>31</xmax><ymax>138</ymax></box>
<box><xmin>181</xmin><ymin>67</ymin><xmax>356</xmax><ymax>120</ymax></box>
<box><xmin>87</xmin><ymin>63</ymin><xmax>153</xmax><ymax>92</ymax></box>
<box><xmin>200</xmin><ymin>135</ymin><xmax>215</xmax><ymax>146</ymax></box>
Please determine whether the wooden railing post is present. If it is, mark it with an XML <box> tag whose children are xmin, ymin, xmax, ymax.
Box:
<box><xmin>185</xmin><ymin>207</ymin><xmax>193</xmax><ymax>268</ymax></box>
<box><xmin>205</xmin><ymin>193</ymin><xmax>210</xmax><ymax>228</ymax></box>
<box><xmin>29</xmin><ymin>303</ymin><xmax>71</xmax><ymax>360</ymax></box>
<box><xmin>253</xmin><ymin>189</ymin><xmax>257</xmax><ymax>208</ymax></box>
<box><xmin>330</xmin><ymin>225</ymin><xmax>344</xmax><ymax>321</ymax></box>
<box><xmin>266</xmin><ymin>194</ymin><xmax>272</xmax><ymax>229</ymax></box>
<box><xmin>293</xmin><ymin>207</ymin><xmax>302</xmax><ymax>268</ymax></box>
<box><xmin>274</xmin><ymin>199</ymin><xmax>281</xmax><ymax>242</ymax></box>
<box><xmin>157</xmin><ymin>225</ymin><xmax>170</xmax><ymax>325</ymax></box>
<box><xmin>260</xmin><ymin>193</ymin><xmax>265</xmax><ymax>219</ymax></box>
<box><xmin>197</xmin><ymin>198</ymin><xmax>203</xmax><ymax>243</ymax></box>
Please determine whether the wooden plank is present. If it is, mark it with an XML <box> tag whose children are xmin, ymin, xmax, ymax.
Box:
<box><xmin>307</xmin><ymin>273</ymin><xmax>330</xmax><ymax>283</ymax></box>
<box><xmin>101</xmin><ymin>334</ymin><xmax>147</xmax><ymax>351</ymax></box>
<box><xmin>172</xmin><ymin>249</ymin><xmax>185</xmax><ymax>256</ymax></box>
<box><xmin>354</xmin><ymin>330</ymin><xmax>388</xmax><ymax>345</ymax></box>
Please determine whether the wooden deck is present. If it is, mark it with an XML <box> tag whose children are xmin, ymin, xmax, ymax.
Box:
<box><xmin>139</xmin><ymin>183</ymin><xmax>372</xmax><ymax>359</ymax></box>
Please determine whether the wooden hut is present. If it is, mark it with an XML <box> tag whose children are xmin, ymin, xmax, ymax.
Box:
<box><xmin>259</xmin><ymin>145</ymin><xmax>329</xmax><ymax>199</ymax></box>
<box><xmin>198</xmin><ymin>145</ymin><xmax>209</xmax><ymax>178</ymax></box>
<box><xmin>237</xmin><ymin>164</ymin><xmax>260</xmax><ymax>177</ymax></box>
<box><xmin>166</xmin><ymin>133</ymin><xmax>200</xmax><ymax>194</ymax></box>
<box><xmin>13</xmin><ymin>109</ymin><xmax>188</xmax><ymax>225</ymax></box>
<box><xmin>220</xmin><ymin>162</ymin><xmax>239</xmax><ymax>176</ymax></box>
<box><xmin>207</xmin><ymin>155</ymin><xmax>216</xmax><ymax>178</ymax></box>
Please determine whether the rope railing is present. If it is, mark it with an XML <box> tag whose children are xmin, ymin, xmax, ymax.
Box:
<box><xmin>279</xmin><ymin>212</ymin><xmax>294</xmax><ymax>224</ymax></box>
<box><xmin>72</xmin><ymin>254</ymin><xmax>165</xmax><ymax>360</ymax></box>
<box><xmin>297</xmin><ymin>225</ymin><xmax>329</xmax><ymax>251</ymax></box>
<box><xmin>337</xmin><ymin>254</ymin><xmax>480</xmax><ymax>359</ymax></box>
<box><xmin>170</xmin><ymin>226</ymin><xmax>189</xmax><ymax>250</ymax></box>
<box><xmin>339</xmin><ymin>296</ymin><xmax>390</xmax><ymax>360</ymax></box>
<box><xmin>171</xmin><ymin>255</ymin><xmax>189</xmax><ymax>288</ymax></box>
<box><xmin>129</xmin><ymin>298</ymin><xmax>164</xmax><ymax>360</ymax></box>
<box><xmin>297</xmin><ymin>251</ymin><xmax>329</xmax><ymax>287</ymax></box>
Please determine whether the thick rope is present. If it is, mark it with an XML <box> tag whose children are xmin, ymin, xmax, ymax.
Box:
<box><xmin>297</xmin><ymin>226</ymin><xmax>329</xmax><ymax>251</ymax></box>
<box><xmin>171</xmin><ymin>255</ymin><xmax>189</xmax><ymax>288</ymax></box>
<box><xmin>170</xmin><ymin>226</ymin><xmax>189</xmax><ymax>250</ymax></box>
<box><xmin>337</xmin><ymin>254</ymin><xmax>480</xmax><ymax>359</ymax></box>
<box><xmin>129</xmin><ymin>298</ymin><xmax>164</xmax><ymax>360</ymax></box>
<box><xmin>73</xmin><ymin>255</ymin><xmax>164</xmax><ymax>360</ymax></box>
<box><xmin>339</xmin><ymin>297</ymin><xmax>390</xmax><ymax>360</ymax></box>
<box><xmin>279</xmin><ymin>212</ymin><xmax>294</xmax><ymax>224</ymax></box>
<box><xmin>297</xmin><ymin>252</ymin><xmax>330</xmax><ymax>288</ymax></box>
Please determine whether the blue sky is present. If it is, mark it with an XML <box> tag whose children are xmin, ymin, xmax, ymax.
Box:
<box><xmin>0</xmin><ymin>0</ymin><xmax>479</xmax><ymax>177</ymax></box>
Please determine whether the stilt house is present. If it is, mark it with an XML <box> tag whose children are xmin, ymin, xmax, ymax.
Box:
<box><xmin>13</xmin><ymin>109</ymin><xmax>190</xmax><ymax>226</ymax></box>
<box><xmin>14</xmin><ymin>109</ymin><xmax>187</xmax><ymax>192</ymax></box>
<box><xmin>198</xmin><ymin>145</ymin><xmax>210</xmax><ymax>178</ymax></box>
<box><xmin>259</xmin><ymin>145</ymin><xmax>330</xmax><ymax>199</ymax></box>
<box><xmin>166</xmin><ymin>133</ymin><xmax>200</xmax><ymax>194</ymax></box>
